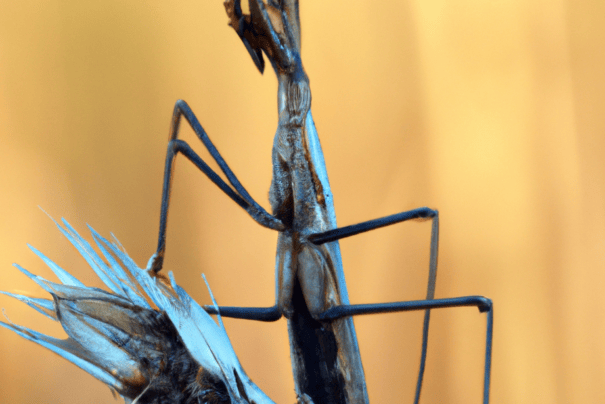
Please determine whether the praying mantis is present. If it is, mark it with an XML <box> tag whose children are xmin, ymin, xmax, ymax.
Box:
<box><xmin>0</xmin><ymin>1</ymin><xmax>493</xmax><ymax>403</ymax></box>
<box><xmin>147</xmin><ymin>1</ymin><xmax>493</xmax><ymax>403</ymax></box>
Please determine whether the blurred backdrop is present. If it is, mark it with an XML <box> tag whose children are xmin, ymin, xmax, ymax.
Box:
<box><xmin>0</xmin><ymin>1</ymin><xmax>604</xmax><ymax>403</ymax></box>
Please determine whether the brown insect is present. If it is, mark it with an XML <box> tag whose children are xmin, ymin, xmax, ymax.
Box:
<box><xmin>1</xmin><ymin>1</ymin><xmax>493</xmax><ymax>403</ymax></box>
<box><xmin>149</xmin><ymin>1</ymin><xmax>493</xmax><ymax>403</ymax></box>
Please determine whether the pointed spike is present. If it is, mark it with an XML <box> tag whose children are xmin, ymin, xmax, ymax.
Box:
<box><xmin>0</xmin><ymin>291</ymin><xmax>57</xmax><ymax>321</ymax></box>
<box><xmin>58</xmin><ymin>219</ymin><xmax>124</xmax><ymax>296</ymax></box>
<box><xmin>103</xmin><ymin>240</ymin><xmax>166</xmax><ymax>310</ymax></box>
<box><xmin>12</xmin><ymin>263</ymin><xmax>57</xmax><ymax>295</ymax></box>
<box><xmin>110</xmin><ymin>232</ymin><xmax>125</xmax><ymax>251</ymax></box>
<box><xmin>89</xmin><ymin>227</ymin><xmax>150</xmax><ymax>308</ymax></box>
<box><xmin>0</xmin><ymin>320</ymin><xmax>124</xmax><ymax>390</ymax></box>
<box><xmin>202</xmin><ymin>273</ymin><xmax>224</xmax><ymax>329</ymax></box>
<box><xmin>27</xmin><ymin>244</ymin><xmax>86</xmax><ymax>287</ymax></box>
<box><xmin>37</xmin><ymin>279</ymin><xmax>132</xmax><ymax>307</ymax></box>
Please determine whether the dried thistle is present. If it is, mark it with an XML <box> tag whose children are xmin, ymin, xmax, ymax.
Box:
<box><xmin>0</xmin><ymin>217</ymin><xmax>274</xmax><ymax>404</ymax></box>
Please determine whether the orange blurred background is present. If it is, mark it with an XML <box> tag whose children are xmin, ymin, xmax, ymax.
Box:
<box><xmin>1</xmin><ymin>1</ymin><xmax>604</xmax><ymax>403</ymax></box>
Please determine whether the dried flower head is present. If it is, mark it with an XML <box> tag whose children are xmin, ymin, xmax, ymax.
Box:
<box><xmin>0</xmin><ymin>217</ymin><xmax>274</xmax><ymax>404</ymax></box>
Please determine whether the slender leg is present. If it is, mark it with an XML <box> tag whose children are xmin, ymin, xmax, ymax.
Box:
<box><xmin>309</xmin><ymin>207</ymin><xmax>439</xmax><ymax>404</ymax></box>
<box><xmin>151</xmin><ymin>100</ymin><xmax>284</xmax><ymax>272</ymax></box>
<box><xmin>203</xmin><ymin>207</ymin><xmax>492</xmax><ymax>402</ymax></box>
<box><xmin>204</xmin><ymin>305</ymin><xmax>282</xmax><ymax>322</ymax></box>
<box><xmin>307</xmin><ymin>207</ymin><xmax>437</xmax><ymax>245</ymax></box>
<box><xmin>317</xmin><ymin>297</ymin><xmax>494</xmax><ymax>404</ymax></box>
<box><xmin>207</xmin><ymin>208</ymin><xmax>440</xmax><ymax>325</ymax></box>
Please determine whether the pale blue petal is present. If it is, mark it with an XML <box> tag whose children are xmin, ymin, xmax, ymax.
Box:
<box><xmin>201</xmin><ymin>273</ymin><xmax>224</xmax><ymax>329</ymax></box>
<box><xmin>37</xmin><ymin>279</ymin><xmax>132</xmax><ymax>307</ymax></box>
<box><xmin>27</xmin><ymin>243</ymin><xmax>85</xmax><ymax>287</ymax></box>
<box><xmin>155</xmin><ymin>272</ymin><xmax>244</xmax><ymax>400</ymax></box>
<box><xmin>169</xmin><ymin>280</ymin><xmax>275</xmax><ymax>403</ymax></box>
<box><xmin>13</xmin><ymin>263</ymin><xmax>58</xmax><ymax>295</ymax></box>
<box><xmin>57</xmin><ymin>302</ymin><xmax>142</xmax><ymax>380</ymax></box>
<box><xmin>110</xmin><ymin>232</ymin><xmax>125</xmax><ymax>251</ymax></box>
<box><xmin>59</xmin><ymin>218</ymin><xmax>123</xmax><ymax>296</ymax></box>
<box><xmin>88</xmin><ymin>227</ymin><xmax>150</xmax><ymax>308</ymax></box>
<box><xmin>150</xmin><ymin>282</ymin><xmax>227</xmax><ymax>386</ymax></box>
<box><xmin>0</xmin><ymin>291</ymin><xmax>56</xmax><ymax>321</ymax></box>
<box><xmin>104</xmin><ymin>244</ymin><xmax>164</xmax><ymax>309</ymax></box>
<box><xmin>0</xmin><ymin>320</ymin><xmax>124</xmax><ymax>391</ymax></box>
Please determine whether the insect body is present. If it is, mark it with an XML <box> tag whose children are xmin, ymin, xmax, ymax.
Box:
<box><xmin>1</xmin><ymin>1</ymin><xmax>493</xmax><ymax>403</ymax></box>
<box><xmin>269</xmin><ymin>71</ymin><xmax>369</xmax><ymax>401</ymax></box>
<box><xmin>150</xmin><ymin>2</ymin><xmax>369</xmax><ymax>399</ymax></box>
<box><xmin>149</xmin><ymin>1</ymin><xmax>493</xmax><ymax>404</ymax></box>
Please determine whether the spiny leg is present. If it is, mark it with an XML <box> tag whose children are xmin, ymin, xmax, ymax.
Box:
<box><xmin>152</xmin><ymin>100</ymin><xmax>284</xmax><ymax>273</ymax></box>
<box><xmin>309</xmin><ymin>207</ymin><xmax>439</xmax><ymax>404</ymax></box>
<box><xmin>318</xmin><ymin>296</ymin><xmax>494</xmax><ymax>404</ymax></box>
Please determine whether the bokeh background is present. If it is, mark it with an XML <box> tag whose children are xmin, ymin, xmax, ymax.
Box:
<box><xmin>1</xmin><ymin>1</ymin><xmax>604</xmax><ymax>403</ymax></box>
